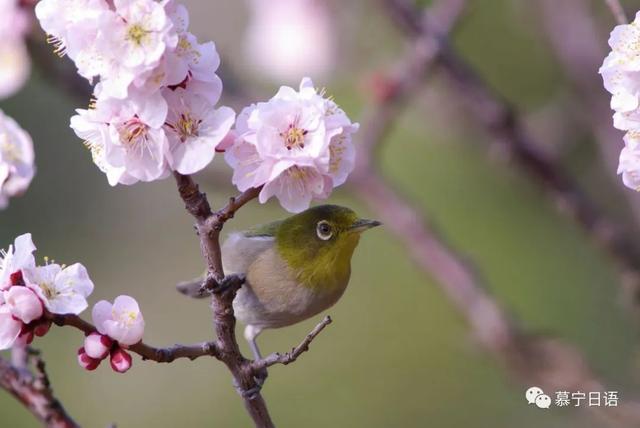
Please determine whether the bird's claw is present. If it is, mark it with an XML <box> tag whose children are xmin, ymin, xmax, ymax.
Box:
<box><xmin>254</xmin><ymin>367</ymin><xmax>268</xmax><ymax>387</ymax></box>
<box><xmin>211</xmin><ymin>274</ymin><xmax>246</xmax><ymax>295</ymax></box>
<box><xmin>233</xmin><ymin>378</ymin><xmax>262</xmax><ymax>400</ymax></box>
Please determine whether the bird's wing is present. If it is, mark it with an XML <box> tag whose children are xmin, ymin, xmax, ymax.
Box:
<box><xmin>243</xmin><ymin>220</ymin><xmax>283</xmax><ymax>238</ymax></box>
<box><xmin>222</xmin><ymin>231</ymin><xmax>275</xmax><ymax>275</ymax></box>
<box><xmin>176</xmin><ymin>226</ymin><xmax>277</xmax><ymax>299</ymax></box>
<box><xmin>221</xmin><ymin>219</ymin><xmax>283</xmax><ymax>275</ymax></box>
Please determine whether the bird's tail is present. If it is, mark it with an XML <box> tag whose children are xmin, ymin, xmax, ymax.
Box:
<box><xmin>176</xmin><ymin>274</ymin><xmax>209</xmax><ymax>299</ymax></box>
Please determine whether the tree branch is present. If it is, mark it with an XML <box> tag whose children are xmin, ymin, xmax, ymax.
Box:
<box><xmin>253</xmin><ymin>316</ymin><xmax>333</xmax><ymax>371</ymax></box>
<box><xmin>536</xmin><ymin>0</ymin><xmax>640</xmax><ymax>304</ymax></box>
<box><xmin>0</xmin><ymin>353</ymin><xmax>79</xmax><ymax>428</ymax></box>
<box><xmin>173</xmin><ymin>172</ymin><xmax>274</xmax><ymax>428</ymax></box>
<box><xmin>49</xmin><ymin>313</ymin><xmax>220</xmax><ymax>363</ymax></box>
<box><xmin>383</xmin><ymin>0</ymin><xmax>640</xmax><ymax>306</ymax></box>
<box><xmin>348</xmin><ymin>2</ymin><xmax>640</xmax><ymax>425</ymax></box>
<box><xmin>603</xmin><ymin>0</ymin><xmax>627</xmax><ymax>25</ymax></box>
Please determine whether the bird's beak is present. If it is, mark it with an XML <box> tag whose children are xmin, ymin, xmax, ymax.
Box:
<box><xmin>349</xmin><ymin>218</ymin><xmax>382</xmax><ymax>233</ymax></box>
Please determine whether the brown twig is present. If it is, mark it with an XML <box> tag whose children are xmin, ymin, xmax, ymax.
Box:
<box><xmin>383</xmin><ymin>0</ymin><xmax>640</xmax><ymax>306</ymax></box>
<box><xmin>173</xmin><ymin>172</ymin><xmax>274</xmax><ymax>428</ymax></box>
<box><xmin>0</xmin><ymin>354</ymin><xmax>78</xmax><ymax>428</ymax></box>
<box><xmin>49</xmin><ymin>313</ymin><xmax>221</xmax><ymax>363</ymax></box>
<box><xmin>253</xmin><ymin>316</ymin><xmax>333</xmax><ymax>371</ymax></box>
<box><xmin>603</xmin><ymin>0</ymin><xmax>628</xmax><ymax>25</ymax></box>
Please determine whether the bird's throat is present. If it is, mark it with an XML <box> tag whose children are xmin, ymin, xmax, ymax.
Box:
<box><xmin>280</xmin><ymin>233</ymin><xmax>360</xmax><ymax>292</ymax></box>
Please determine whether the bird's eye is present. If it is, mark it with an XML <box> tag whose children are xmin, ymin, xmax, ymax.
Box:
<box><xmin>316</xmin><ymin>220</ymin><xmax>333</xmax><ymax>240</ymax></box>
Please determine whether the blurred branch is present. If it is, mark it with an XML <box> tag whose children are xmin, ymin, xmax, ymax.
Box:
<box><xmin>26</xmin><ymin>37</ymin><xmax>92</xmax><ymax>102</ymax></box>
<box><xmin>383</xmin><ymin>0</ymin><xmax>640</xmax><ymax>307</ymax></box>
<box><xmin>0</xmin><ymin>352</ymin><xmax>78</xmax><ymax>428</ymax></box>
<box><xmin>253</xmin><ymin>316</ymin><xmax>333</xmax><ymax>371</ymax></box>
<box><xmin>348</xmin><ymin>1</ymin><xmax>640</xmax><ymax>425</ymax></box>
<box><xmin>604</xmin><ymin>0</ymin><xmax>628</xmax><ymax>25</ymax></box>
<box><xmin>537</xmin><ymin>0</ymin><xmax>640</xmax><ymax>304</ymax></box>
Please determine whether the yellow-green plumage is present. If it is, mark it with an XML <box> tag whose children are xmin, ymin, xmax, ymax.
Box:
<box><xmin>219</xmin><ymin>204</ymin><xmax>380</xmax><ymax>358</ymax></box>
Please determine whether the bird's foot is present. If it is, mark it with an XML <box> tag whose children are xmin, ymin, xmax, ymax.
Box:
<box><xmin>233</xmin><ymin>378</ymin><xmax>262</xmax><ymax>400</ymax></box>
<box><xmin>254</xmin><ymin>366</ymin><xmax>269</xmax><ymax>387</ymax></box>
<box><xmin>210</xmin><ymin>274</ymin><xmax>246</xmax><ymax>296</ymax></box>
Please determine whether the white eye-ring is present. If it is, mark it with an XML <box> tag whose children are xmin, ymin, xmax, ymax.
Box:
<box><xmin>316</xmin><ymin>220</ymin><xmax>333</xmax><ymax>240</ymax></box>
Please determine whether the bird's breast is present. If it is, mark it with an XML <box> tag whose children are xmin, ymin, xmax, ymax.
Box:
<box><xmin>232</xmin><ymin>246</ymin><xmax>349</xmax><ymax>329</ymax></box>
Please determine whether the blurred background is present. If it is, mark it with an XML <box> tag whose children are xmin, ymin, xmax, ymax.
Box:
<box><xmin>2</xmin><ymin>0</ymin><xmax>640</xmax><ymax>426</ymax></box>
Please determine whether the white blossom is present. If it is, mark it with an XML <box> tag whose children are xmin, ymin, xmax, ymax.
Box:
<box><xmin>163</xmin><ymin>88</ymin><xmax>235</xmax><ymax>174</ymax></box>
<box><xmin>24</xmin><ymin>263</ymin><xmax>94</xmax><ymax>315</ymax></box>
<box><xmin>225</xmin><ymin>77</ymin><xmax>358</xmax><ymax>212</ymax></box>
<box><xmin>0</xmin><ymin>0</ymin><xmax>31</xmax><ymax>98</ymax></box>
<box><xmin>0</xmin><ymin>110</ymin><xmax>35</xmax><ymax>209</ymax></box>
<box><xmin>92</xmin><ymin>295</ymin><xmax>145</xmax><ymax>346</ymax></box>
<box><xmin>244</xmin><ymin>0</ymin><xmax>335</xmax><ymax>82</ymax></box>
<box><xmin>0</xmin><ymin>233</ymin><xmax>36</xmax><ymax>290</ymax></box>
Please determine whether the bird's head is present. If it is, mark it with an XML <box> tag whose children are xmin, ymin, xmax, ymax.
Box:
<box><xmin>275</xmin><ymin>205</ymin><xmax>381</xmax><ymax>289</ymax></box>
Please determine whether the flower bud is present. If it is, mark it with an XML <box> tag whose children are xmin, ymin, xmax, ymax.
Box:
<box><xmin>32</xmin><ymin>319</ymin><xmax>52</xmax><ymax>337</ymax></box>
<box><xmin>109</xmin><ymin>347</ymin><xmax>132</xmax><ymax>373</ymax></box>
<box><xmin>77</xmin><ymin>347</ymin><xmax>100</xmax><ymax>371</ymax></box>
<box><xmin>5</xmin><ymin>286</ymin><xmax>43</xmax><ymax>324</ymax></box>
<box><xmin>84</xmin><ymin>333</ymin><xmax>112</xmax><ymax>360</ymax></box>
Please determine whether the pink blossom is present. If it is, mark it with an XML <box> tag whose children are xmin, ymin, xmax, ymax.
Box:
<box><xmin>0</xmin><ymin>0</ymin><xmax>31</xmax><ymax>98</ymax></box>
<box><xmin>216</xmin><ymin>130</ymin><xmax>237</xmax><ymax>153</ymax></box>
<box><xmin>71</xmin><ymin>92</ymin><xmax>170</xmax><ymax>184</ymax></box>
<box><xmin>225</xmin><ymin>77</ymin><xmax>358</xmax><ymax>212</ymax></box>
<box><xmin>0</xmin><ymin>111</ymin><xmax>36</xmax><ymax>210</ymax></box>
<box><xmin>618</xmin><ymin>131</ymin><xmax>640</xmax><ymax>191</ymax></box>
<box><xmin>35</xmin><ymin>0</ymin><xmax>108</xmax><ymax>63</ymax></box>
<box><xmin>109</xmin><ymin>346</ymin><xmax>132</xmax><ymax>373</ymax></box>
<box><xmin>0</xmin><ymin>304</ymin><xmax>21</xmax><ymax>349</ymax></box>
<box><xmin>0</xmin><ymin>233</ymin><xmax>36</xmax><ymax>290</ymax></box>
<box><xmin>163</xmin><ymin>2</ymin><xmax>222</xmax><ymax>92</ymax></box>
<box><xmin>600</xmin><ymin>12</ymin><xmax>640</xmax><ymax>130</ymax></box>
<box><xmin>77</xmin><ymin>347</ymin><xmax>101</xmax><ymax>371</ymax></box>
<box><xmin>4</xmin><ymin>286</ymin><xmax>43</xmax><ymax>324</ymax></box>
<box><xmin>92</xmin><ymin>295</ymin><xmax>145</xmax><ymax>346</ymax></box>
<box><xmin>163</xmin><ymin>88</ymin><xmax>235</xmax><ymax>174</ymax></box>
<box><xmin>97</xmin><ymin>0</ymin><xmax>178</xmax><ymax>99</ymax></box>
<box><xmin>84</xmin><ymin>332</ymin><xmax>113</xmax><ymax>360</ymax></box>
<box><xmin>24</xmin><ymin>263</ymin><xmax>94</xmax><ymax>315</ymax></box>
<box><xmin>244</xmin><ymin>0</ymin><xmax>335</xmax><ymax>81</ymax></box>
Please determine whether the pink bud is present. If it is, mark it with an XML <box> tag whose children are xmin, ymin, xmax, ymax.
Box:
<box><xmin>109</xmin><ymin>347</ymin><xmax>132</xmax><ymax>373</ymax></box>
<box><xmin>5</xmin><ymin>286</ymin><xmax>43</xmax><ymax>324</ymax></box>
<box><xmin>77</xmin><ymin>347</ymin><xmax>100</xmax><ymax>371</ymax></box>
<box><xmin>33</xmin><ymin>319</ymin><xmax>51</xmax><ymax>337</ymax></box>
<box><xmin>84</xmin><ymin>333</ymin><xmax>112</xmax><ymax>360</ymax></box>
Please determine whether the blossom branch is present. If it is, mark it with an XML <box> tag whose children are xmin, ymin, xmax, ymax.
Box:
<box><xmin>173</xmin><ymin>172</ymin><xmax>275</xmax><ymax>428</ymax></box>
<box><xmin>253</xmin><ymin>316</ymin><xmax>333</xmax><ymax>371</ymax></box>
<box><xmin>0</xmin><ymin>353</ymin><xmax>79</xmax><ymax>428</ymax></box>
<box><xmin>383</xmin><ymin>0</ymin><xmax>640</xmax><ymax>306</ymax></box>
<box><xmin>49</xmin><ymin>313</ymin><xmax>220</xmax><ymax>363</ymax></box>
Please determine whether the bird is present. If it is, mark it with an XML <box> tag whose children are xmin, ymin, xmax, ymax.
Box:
<box><xmin>177</xmin><ymin>204</ymin><xmax>380</xmax><ymax>361</ymax></box>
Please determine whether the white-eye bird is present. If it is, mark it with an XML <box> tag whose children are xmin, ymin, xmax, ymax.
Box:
<box><xmin>179</xmin><ymin>204</ymin><xmax>380</xmax><ymax>360</ymax></box>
